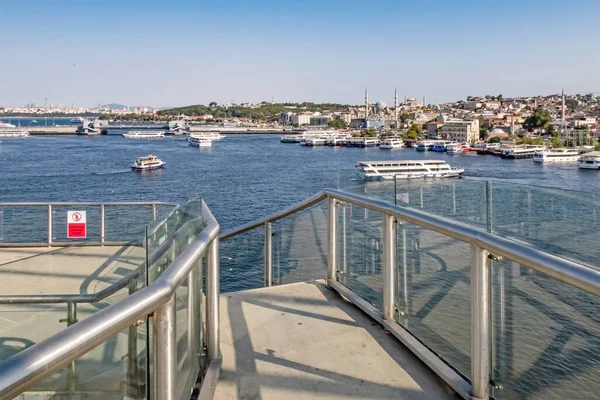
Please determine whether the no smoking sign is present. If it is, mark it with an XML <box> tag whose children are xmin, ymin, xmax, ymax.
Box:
<box><xmin>67</xmin><ymin>211</ymin><xmax>87</xmax><ymax>239</ymax></box>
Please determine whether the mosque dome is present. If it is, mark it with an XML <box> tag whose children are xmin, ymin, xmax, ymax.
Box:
<box><xmin>489</xmin><ymin>128</ymin><xmax>507</xmax><ymax>135</ymax></box>
<box><xmin>375</xmin><ymin>100</ymin><xmax>387</xmax><ymax>111</ymax></box>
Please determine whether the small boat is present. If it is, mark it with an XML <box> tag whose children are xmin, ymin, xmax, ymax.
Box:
<box><xmin>533</xmin><ymin>149</ymin><xmax>580</xmax><ymax>163</ymax></box>
<box><xmin>188</xmin><ymin>136</ymin><xmax>213</xmax><ymax>147</ymax></box>
<box><xmin>356</xmin><ymin>160</ymin><xmax>464</xmax><ymax>180</ymax></box>
<box><xmin>131</xmin><ymin>155</ymin><xmax>166</xmax><ymax>171</ymax></box>
<box><xmin>431</xmin><ymin>141</ymin><xmax>452</xmax><ymax>152</ymax></box>
<box><xmin>501</xmin><ymin>145</ymin><xmax>546</xmax><ymax>159</ymax></box>
<box><xmin>122</xmin><ymin>131</ymin><xmax>165</xmax><ymax>139</ymax></box>
<box><xmin>380</xmin><ymin>138</ymin><xmax>404</xmax><ymax>149</ymax></box>
<box><xmin>446</xmin><ymin>143</ymin><xmax>463</xmax><ymax>155</ymax></box>
<box><xmin>416</xmin><ymin>140</ymin><xmax>435</xmax><ymax>151</ymax></box>
<box><xmin>190</xmin><ymin>132</ymin><xmax>225</xmax><ymax>141</ymax></box>
<box><xmin>578</xmin><ymin>152</ymin><xmax>600</xmax><ymax>170</ymax></box>
<box><xmin>461</xmin><ymin>143</ymin><xmax>471</xmax><ymax>152</ymax></box>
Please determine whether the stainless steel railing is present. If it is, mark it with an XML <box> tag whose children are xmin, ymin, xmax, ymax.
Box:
<box><xmin>221</xmin><ymin>188</ymin><xmax>600</xmax><ymax>400</ymax></box>
<box><xmin>0</xmin><ymin>201</ymin><xmax>176</xmax><ymax>247</ymax></box>
<box><xmin>0</xmin><ymin>200</ymin><xmax>221</xmax><ymax>400</ymax></box>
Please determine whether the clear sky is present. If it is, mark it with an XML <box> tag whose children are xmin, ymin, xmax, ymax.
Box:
<box><xmin>2</xmin><ymin>0</ymin><xmax>599</xmax><ymax>108</ymax></box>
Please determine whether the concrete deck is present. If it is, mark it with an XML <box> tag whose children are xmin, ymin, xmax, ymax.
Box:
<box><xmin>217</xmin><ymin>281</ymin><xmax>458</xmax><ymax>400</ymax></box>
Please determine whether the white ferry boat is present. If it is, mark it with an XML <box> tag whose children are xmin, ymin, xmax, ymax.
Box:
<box><xmin>0</xmin><ymin>127</ymin><xmax>29</xmax><ymax>137</ymax></box>
<box><xmin>533</xmin><ymin>149</ymin><xmax>580</xmax><ymax>163</ymax></box>
<box><xmin>131</xmin><ymin>155</ymin><xmax>166</xmax><ymax>171</ymax></box>
<box><xmin>446</xmin><ymin>143</ymin><xmax>463</xmax><ymax>155</ymax></box>
<box><xmin>190</xmin><ymin>132</ymin><xmax>225</xmax><ymax>141</ymax></box>
<box><xmin>304</xmin><ymin>137</ymin><xmax>328</xmax><ymax>146</ymax></box>
<box><xmin>501</xmin><ymin>145</ymin><xmax>546</xmax><ymax>159</ymax></box>
<box><xmin>432</xmin><ymin>141</ymin><xmax>453</xmax><ymax>152</ymax></box>
<box><xmin>347</xmin><ymin>137</ymin><xmax>380</xmax><ymax>148</ymax></box>
<box><xmin>356</xmin><ymin>160</ymin><xmax>464</xmax><ymax>181</ymax></box>
<box><xmin>280</xmin><ymin>135</ymin><xmax>304</xmax><ymax>143</ymax></box>
<box><xmin>122</xmin><ymin>131</ymin><xmax>165</xmax><ymax>139</ymax></box>
<box><xmin>188</xmin><ymin>136</ymin><xmax>213</xmax><ymax>148</ymax></box>
<box><xmin>578</xmin><ymin>152</ymin><xmax>600</xmax><ymax>170</ymax></box>
<box><xmin>380</xmin><ymin>138</ymin><xmax>404</xmax><ymax>149</ymax></box>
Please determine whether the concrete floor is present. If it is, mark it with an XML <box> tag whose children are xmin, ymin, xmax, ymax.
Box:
<box><xmin>217</xmin><ymin>281</ymin><xmax>458</xmax><ymax>400</ymax></box>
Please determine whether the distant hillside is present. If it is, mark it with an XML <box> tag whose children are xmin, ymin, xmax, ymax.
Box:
<box><xmin>101</xmin><ymin>103</ymin><xmax>163</xmax><ymax>110</ymax></box>
<box><xmin>158</xmin><ymin>102</ymin><xmax>353</xmax><ymax>120</ymax></box>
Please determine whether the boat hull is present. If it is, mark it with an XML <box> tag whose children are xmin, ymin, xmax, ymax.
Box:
<box><xmin>358</xmin><ymin>170</ymin><xmax>464</xmax><ymax>181</ymax></box>
<box><xmin>131</xmin><ymin>163</ymin><xmax>165</xmax><ymax>171</ymax></box>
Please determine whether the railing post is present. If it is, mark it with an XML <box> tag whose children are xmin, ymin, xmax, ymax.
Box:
<box><xmin>188</xmin><ymin>267</ymin><xmax>199</xmax><ymax>368</ymax></box>
<box><xmin>100</xmin><ymin>205</ymin><xmax>105</xmax><ymax>245</ymax></box>
<box><xmin>327</xmin><ymin>196</ymin><xmax>337</xmax><ymax>281</ymax></box>
<box><xmin>127</xmin><ymin>278</ymin><xmax>139</xmax><ymax>388</ymax></box>
<box><xmin>206</xmin><ymin>237</ymin><xmax>220</xmax><ymax>361</ymax></box>
<box><xmin>486</xmin><ymin>181</ymin><xmax>493</xmax><ymax>234</ymax></box>
<box><xmin>47</xmin><ymin>205</ymin><xmax>52</xmax><ymax>247</ymax></box>
<box><xmin>382</xmin><ymin>214</ymin><xmax>397</xmax><ymax>321</ymax></box>
<box><xmin>471</xmin><ymin>243</ymin><xmax>490</xmax><ymax>400</ymax></box>
<box><xmin>264</xmin><ymin>222</ymin><xmax>273</xmax><ymax>287</ymax></box>
<box><xmin>154</xmin><ymin>295</ymin><xmax>176</xmax><ymax>400</ymax></box>
<box><xmin>152</xmin><ymin>204</ymin><xmax>158</xmax><ymax>221</ymax></box>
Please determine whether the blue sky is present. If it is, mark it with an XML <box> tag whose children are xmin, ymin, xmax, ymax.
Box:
<box><xmin>1</xmin><ymin>0</ymin><xmax>599</xmax><ymax>108</ymax></box>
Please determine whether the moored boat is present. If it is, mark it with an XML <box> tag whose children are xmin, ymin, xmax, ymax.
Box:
<box><xmin>446</xmin><ymin>143</ymin><xmax>463</xmax><ymax>155</ymax></box>
<box><xmin>131</xmin><ymin>155</ymin><xmax>166</xmax><ymax>171</ymax></box>
<box><xmin>578</xmin><ymin>152</ymin><xmax>600</xmax><ymax>170</ymax></box>
<box><xmin>501</xmin><ymin>145</ymin><xmax>546</xmax><ymax>159</ymax></box>
<box><xmin>380</xmin><ymin>138</ymin><xmax>404</xmax><ymax>149</ymax></box>
<box><xmin>533</xmin><ymin>149</ymin><xmax>580</xmax><ymax>163</ymax></box>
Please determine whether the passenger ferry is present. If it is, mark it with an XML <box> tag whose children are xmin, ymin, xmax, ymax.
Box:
<box><xmin>501</xmin><ymin>145</ymin><xmax>546</xmax><ymax>159</ymax></box>
<box><xmin>0</xmin><ymin>127</ymin><xmax>29</xmax><ymax>137</ymax></box>
<box><xmin>131</xmin><ymin>155</ymin><xmax>166</xmax><ymax>171</ymax></box>
<box><xmin>280</xmin><ymin>135</ymin><xmax>304</xmax><ymax>143</ymax></box>
<box><xmin>191</xmin><ymin>132</ymin><xmax>225</xmax><ymax>141</ymax></box>
<box><xmin>578</xmin><ymin>152</ymin><xmax>600</xmax><ymax>170</ymax></box>
<box><xmin>122</xmin><ymin>131</ymin><xmax>165</xmax><ymax>139</ymax></box>
<box><xmin>446</xmin><ymin>143</ymin><xmax>463</xmax><ymax>155</ymax></box>
<box><xmin>533</xmin><ymin>149</ymin><xmax>580</xmax><ymax>163</ymax></box>
<box><xmin>432</xmin><ymin>141</ymin><xmax>452</xmax><ymax>152</ymax></box>
<box><xmin>346</xmin><ymin>137</ymin><xmax>380</xmax><ymax>148</ymax></box>
<box><xmin>416</xmin><ymin>140</ymin><xmax>435</xmax><ymax>151</ymax></box>
<box><xmin>356</xmin><ymin>160</ymin><xmax>464</xmax><ymax>180</ymax></box>
<box><xmin>304</xmin><ymin>137</ymin><xmax>328</xmax><ymax>146</ymax></box>
<box><xmin>379</xmin><ymin>138</ymin><xmax>404</xmax><ymax>149</ymax></box>
<box><xmin>188</xmin><ymin>136</ymin><xmax>213</xmax><ymax>148</ymax></box>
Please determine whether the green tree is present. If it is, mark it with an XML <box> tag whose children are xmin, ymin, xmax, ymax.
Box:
<box><xmin>532</xmin><ymin>137</ymin><xmax>544</xmax><ymax>145</ymax></box>
<box><xmin>402</xmin><ymin>123</ymin><xmax>422</xmax><ymax>140</ymax></box>
<box><xmin>523</xmin><ymin>108</ymin><xmax>552</xmax><ymax>132</ymax></box>
<box><xmin>363</xmin><ymin>128</ymin><xmax>377</xmax><ymax>137</ymax></box>
<box><xmin>328</xmin><ymin>118</ymin><xmax>348</xmax><ymax>129</ymax></box>
<box><xmin>551</xmin><ymin>137</ymin><xmax>564</xmax><ymax>148</ymax></box>
<box><xmin>209</xmin><ymin>102</ymin><xmax>218</xmax><ymax>107</ymax></box>
<box><xmin>479</xmin><ymin>119</ymin><xmax>488</xmax><ymax>140</ymax></box>
<box><xmin>497</xmin><ymin>94</ymin><xmax>503</xmax><ymax>101</ymax></box>
<box><xmin>488</xmin><ymin>136</ymin><xmax>501</xmax><ymax>144</ymax></box>
<box><xmin>565</xmin><ymin>99</ymin><xmax>578</xmax><ymax>110</ymax></box>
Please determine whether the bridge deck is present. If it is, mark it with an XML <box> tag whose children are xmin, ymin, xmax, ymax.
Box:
<box><xmin>217</xmin><ymin>281</ymin><xmax>457</xmax><ymax>400</ymax></box>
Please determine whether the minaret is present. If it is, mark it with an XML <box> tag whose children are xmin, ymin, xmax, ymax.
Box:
<box><xmin>422</xmin><ymin>94</ymin><xmax>426</xmax><ymax>108</ymax></box>
<box><xmin>404</xmin><ymin>94</ymin><xmax>407</xmax><ymax>104</ymax></box>
<box><xmin>561</xmin><ymin>89</ymin><xmax>565</xmax><ymax>122</ymax></box>
<box><xmin>394</xmin><ymin>87</ymin><xmax>399</xmax><ymax>128</ymax></box>
<box><xmin>365</xmin><ymin>87</ymin><xmax>369</xmax><ymax>119</ymax></box>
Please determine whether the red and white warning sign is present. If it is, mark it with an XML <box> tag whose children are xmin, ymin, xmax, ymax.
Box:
<box><xmin>67</xmin><ymin>211</ymin><xmax>87</xmax><ymax>239</ymax></box>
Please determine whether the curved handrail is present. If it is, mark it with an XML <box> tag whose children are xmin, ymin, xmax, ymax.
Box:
<box><xmin>0</xmin><ymin>201</ymin><xmax>176</xmax><ymax>207</ymax></box>
<box><xmin>0</xmin><ymin>200</ymin><xmax>220</xmax><ymax>399</ymax></box>
<box><xmin>220</xmin><ymin>191</ymin><xmax>327</xmax><ymax>240</ymax></box>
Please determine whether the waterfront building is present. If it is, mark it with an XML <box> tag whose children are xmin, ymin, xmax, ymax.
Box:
<box><xmin>310</xmin><ymin>115</ymin><xmax>332</xmax><ymax>125</ymax></box>
<box><xmin>441</xmin><ymin>119</ymin><xmax>480</xmax><ymax>143</ymax></box>
<box><xmin>426</xmin><ymin>121</ymin><xmax>444</xmax><ymax>139</ymax></box>
<box><xmin>290</xmin><ymin>113</ymin><xmax>312</xmax><ymax>125</ymax></box>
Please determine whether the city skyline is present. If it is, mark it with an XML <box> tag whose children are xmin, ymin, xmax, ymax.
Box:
<box><xmin>2</xmin><ymin>0</ymin><xmax>600</xmax><ymax>108</ymax></box>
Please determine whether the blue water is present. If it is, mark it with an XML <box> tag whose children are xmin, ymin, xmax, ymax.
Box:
<box><xmin>2</xmin><ymin>132</ymin><xmax>600</xmax><ymax>399</ymax></box>
<box><xmin>2</xmin><ymin>133</ymin><xmax>600</xmax><ymax>232</ymax></box>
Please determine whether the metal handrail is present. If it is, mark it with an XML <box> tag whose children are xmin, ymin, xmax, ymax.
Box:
<box><xmin>0</xmin><ymin>201</ymin><xmax>177</xmax><ymax>247</ymax></box>
<box><xmin>220</xmin><ymin>188</ymin><xmax>600</xmax><ymax>399</ymax></box>
<box><xmin>0</xmin><ymin>200</ymin><xmax>220</xmax><ymax>400</ymax></box>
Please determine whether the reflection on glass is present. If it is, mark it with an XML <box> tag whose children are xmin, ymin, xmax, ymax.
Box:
<box><xmin>272</xmin><ymin>201</ymin><xmax>327</xmax><ymax>285</ymax></box>
<box><xmin>395</xmin><ymin>222</ymin><xmax>472</xmax><ymax>379</ymax></box>
<box><xmin>336</xmin><ymin>202</ymin><xmax>383</xmax><ymax>310</ymax></box>
<box><xmin>491</xmin><ymin>259</ymin><xmax>600</xmax><ymax>399</ymax></box>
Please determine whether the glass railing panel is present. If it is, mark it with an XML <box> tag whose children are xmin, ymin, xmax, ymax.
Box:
<box><xmin>338</xmin><ymin>169</ymin><xmax>489</xmax><ymax>229</ymax></box>
<box><xmin>395</xmin><ymin>222</ymin><xmax>472</xmax><ymax>380</ymax></box>
<box><xmin>0</xmin><ymin>205</ymin><xmax>55</xmax><ymax>244</ymax></box>
<box><xmin>220</xmin><ymin>227</ymin><xmax>264</xmax><ymax>292</ymax></box>
<box><xmin>145</xmin><ymin>198</ymin><xmax>203</xmax><ymax>284</ymax></box>
<box><xmin>25</xmin><ymin>320</ymin><xmax>149</xmax><ymax>399</ymax></box>
<box><xmin>489</xmin><ymin>181</ymin><xmax>600</xmax><ymax>268</ymax></box>
<box><xmin>271</xmin><ymin>200</ymin><xmax>327</xmax><ymax>285</ymax></box>
<box><xmin>336</xmin><ymin>202</ymin><xmax>383</xmax><ymax>310</ymax></box>
<box><xmin>490</xmin><ymin>258</ymin><xmax>600</xmax><ymax>399</ymax></box>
